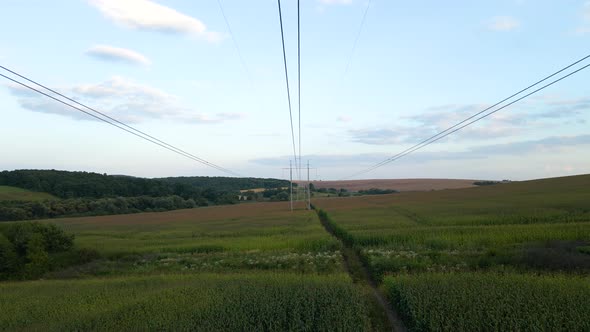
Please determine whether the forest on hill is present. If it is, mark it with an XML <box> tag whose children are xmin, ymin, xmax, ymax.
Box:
<box><xmin>0</xmin><ymin>170</ymin><xmax>291</xmax><ymax>221</ymax></box>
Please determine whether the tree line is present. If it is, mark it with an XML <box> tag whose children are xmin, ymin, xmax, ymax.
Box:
<box><xmin>0</xmin><ymin>170</ymin><xmax>290</xmax><ymax>200</ymax></box>
<box><xmin>0</xmin><ymin>195</ymin><xmax>219</xmax><ymax>221</ymax></box>
<box><xmin>0</xmin><ymin>170</ymin><xmax>292</xmax><ymax>221</ymax></box>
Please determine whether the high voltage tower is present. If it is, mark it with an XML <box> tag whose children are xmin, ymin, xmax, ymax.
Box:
<box><xmin>341</xmin><ymin>54</ymin><xmax>590</xmax><ymax>180</ymax></box>
<box><xmin>0</xmin><ymin>66</ymin><xmax>240</xmax><ymax>177</ymax></box>
<box><xmin>277</xmin><ymin>0</ymin><xmax>305</xmax><ymax>211</ymax></box>
<box><xmin>282</xmin><ymin>161</ymin><xmax>316</xmax><ymax>211</ymax></box>
<box><xmin>3</xmin><ymin>2</ymin><xmax>588</xmax><ymax>190</ymax></box>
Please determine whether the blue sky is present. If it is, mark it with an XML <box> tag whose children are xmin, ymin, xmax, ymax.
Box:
<box><xmin>1</xmin><ymin>0</ymin><xmax>589</xmax><ymax>180</ymax></box>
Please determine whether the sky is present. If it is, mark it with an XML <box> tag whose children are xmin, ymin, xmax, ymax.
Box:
<box><xmin>1</xmin><ymin>0</ymin><xmax>589</xmax><ymax>181</ymax></box>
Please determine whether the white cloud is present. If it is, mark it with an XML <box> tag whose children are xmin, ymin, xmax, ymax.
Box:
<box><xmin>6</xmin><ymin>77</ymin><xmax>242</xmax><ymax>124</ymax></box>
<box><xmin>577</xmin><ymin>1</ymin><xmax>590</xmax><ymax>34</ymax></box>
<box><xmin>318</xmin><ymin>0</ymin><xmax>353</xmax><ymax>4</ymax></box>
<box><xmin>487</xmin><ymin>16</ymin><xmax>521</xmax><ymax>31</ymax></box>
<box><xmin>347</xmin><ymin>95</ymin><xmax>589</xmax><ymax>146</ymax></box>
<box><xmin>251</xmin><ymin>135</ymin><xmax>590</xmax><ymax>166</ymax></box>
<box><xmin>337</xmin><ymin>115</ymin><xmax>352</xmax><ymax>122</ymax></box>
<box><xmin>86</xmin><ymin>45</ymin><xmax>151</xmax><ymax>66</ymax></box>
<box><xmin>88</xmin><ymin>0</ymin><xmax>222</xmax><ymax>42</ymax></box>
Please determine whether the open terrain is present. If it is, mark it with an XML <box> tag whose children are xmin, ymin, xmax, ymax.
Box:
<box><xmin>0</xmin><ymin>201</ymin><xmax>387</xmax><ymax>331</ymax></box>
<box><xmin>302</xmin><ymin>178</ymin><xmax>477</xmax><ymax>192</ymax></box>
<box><xmin>0</xmin><ymin>185</ymin><xmax>56</xmax><ymax>201</ymax></box>
<box><xmin>313</xmin><ymin>174</ymin><xmax>590</xmax><ymax>330</ymax></box>
<box><xmin>1</xmin><ymin>174</ymin><xmax>589</xmax><ymax>331</ymax></box>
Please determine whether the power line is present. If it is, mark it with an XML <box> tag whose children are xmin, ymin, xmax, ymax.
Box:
<box><xmin>0</xmin><ymin>67</ymin><xmax>240</xmax><ymax>176</ymax></box>
<box><xmin>297</xmin><ymin>0</ymin><xmax>302</xmax><ymax>181</ymax></box>
<box><xmin>277</xmin><ymin>0</ymin><xmax>298</xmax><ymax>165</ymax></box>
<box><xmin>1</xmin><ymin>66</ymin><xmax>237</xmax><ymax>176</ymax></box>
<box><xmin>343</xmin><ymin>0</ymin><xmax>372</xmax><ymax>77</ymax></box>
<box><xmin>342</xmin><ymin>55</ymin><xmax>590</xmax><ymax>179</ymax></box>
<box><xmin>216</xmin><ymin>0</ymin><xmax>252</xmax><ymax>82</ymax></box>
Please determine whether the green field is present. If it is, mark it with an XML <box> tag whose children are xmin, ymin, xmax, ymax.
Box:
<box><xmin>0</xmin><ymin>185</ymin><xmax>56</xmax><ymax>201</ymax></box>
<box><xmin>1</xmin><ymin>273</ymin><xmax>374</xmax><ymax>331</ymax></box>
<box><xmin>2</xmin><ymin>174</ymin><xmax>589</xmax><ymax>330</ymax></box>
<box><xmin>314</xmin><ymin>174</ymin><xmax>590</xmax><ymax>330</ymax></box>
<box><xmin>383</xmin><ymin>273</ymin><xmax>590</xmax><ymax>331</ymax></box>
<box><xmin>0</xmin><ymin>201</ymin><xmax>387</xmax><ymax>331</ymax></box>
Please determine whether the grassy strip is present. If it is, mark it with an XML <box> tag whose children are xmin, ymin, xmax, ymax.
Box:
<box><xmin>315</xmin><ymin>208</ymin><xmax>405</xmax><ymax>331</ymax></box>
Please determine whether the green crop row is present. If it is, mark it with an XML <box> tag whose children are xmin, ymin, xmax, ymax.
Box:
<box><xmin>0</xmin><ymin>272</ymin><xmax>377</xmax><ymax>331</ymax></box>
<box><xmin>383</xmin><ymin>272</ymin><xmax>590</xmax><ymax>332</ymax></box>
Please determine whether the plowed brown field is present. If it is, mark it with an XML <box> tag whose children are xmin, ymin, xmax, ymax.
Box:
<box><xmin>299</xmin><ymin>178</ymin><xmax>477</xmax><ymax>192</ymax></box>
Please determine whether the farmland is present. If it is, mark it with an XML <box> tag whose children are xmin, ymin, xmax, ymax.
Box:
<box><xmin>0</xmin><ymin>185</ymin><xmax>56</xmax><ymax>201</ymax></box>
<box><xmin>0</xmin><ymin>201</ymin><xmax>387</xmax><ymax>331</ymax></box>
<box><xmin>383</xmin><ymin>273</ymin><xmax>590</xmax><ymax>331</ymax></box>
<box><xmin>1</xmin><ymin>174</ymin><xmax>589</xmax><ymax>331</ymax></box>
<box><xmin>314</xmin><ymin>174</ymin><xmax>590</xmax><ymax>330</ymax></box>
<box><xmin>303</xmin><ymin>178</ymin><xmax>477</xmax><ymax>192</ymax></box>
<box><xmin>0</xmin><ymin>273</ymin><xmax>374</xmax><ymax>331</ymax></box>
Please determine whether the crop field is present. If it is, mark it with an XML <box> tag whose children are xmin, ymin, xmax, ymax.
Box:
<box><xmin>0</xmin><ymin>201</ymin><xmax>389</xmax><ymax>331</ymax></box>
<box><xmin>0</xmin><ymin>273</ymin><xmax>374</xmax><ymax>331</ymax></box>
<box><xmin>2</xmin><ymin>174</ymin><xmax>589</xmax><ymax>330</ymax></box>
<box><xmin>314</xmin><ymin>174</ymin><xmax>590</xmax><ymax>330</ymax></box>
<box><xmin>383</xmin><ymin>273</ymin><xmax>590</xmax><ymax>331</ymax></box>
<box><xmin>47</xmin><ymin>203</ymin><xmax>339</xmax><ymax>256</ymax></box>
<box><xmin>304</xmin><ymin>178</ymin><xmax>477</xmax><ymax>192</ymax></box>
<box><xmin>0</xmin><ymin>185</ymin><xmax>57</xmax><ymax>201</ymax></box>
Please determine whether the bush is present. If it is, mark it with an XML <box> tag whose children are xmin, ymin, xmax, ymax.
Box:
<box><xmin>0</xmin><ymin>222</ymin><xmax>75</xmax><ymax>280</ymax></box>
<box><xmin>24</xmin><ymin>233</ymin><xmax>49</xmax><ymax>278</ymax></box>
<box><xmin>0</xmin><ymin>233</ymin><xmax>18</xmax><ymax>278</ymax></box>
<box><xmin>4</xmin><ymin>222</ymin><xmax>73</xmax><ymax>254</ymax></box>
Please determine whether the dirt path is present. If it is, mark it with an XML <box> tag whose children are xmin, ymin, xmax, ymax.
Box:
<box><xmin>315</xmin><ymin>208</ymin><xmax>407</xmax><ymax>332</ymax></box>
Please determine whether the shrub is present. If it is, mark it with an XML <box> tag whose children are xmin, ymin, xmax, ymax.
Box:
<box><xmin>0</xmin><ymin>222</ymin><xmax>76</xmax><ymax>280</ymax></box>
<box><xmin>0</xmin><ymin>233</ymin><xmax>18</xmax><ymax>278</ymax></box>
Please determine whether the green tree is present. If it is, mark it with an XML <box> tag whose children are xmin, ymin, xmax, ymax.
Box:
<box><xmin>0</xmin><ymin>233</ymin><xmax>18</xmax><ymax>278</ymax></box>
<box><xmin>24</xmin><ymin>233</ymin><xmax>49</xmax><ymax>278</ymax></box>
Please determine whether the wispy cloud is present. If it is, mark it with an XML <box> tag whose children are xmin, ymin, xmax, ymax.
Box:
<box><xmin>337</xmin><ymin>115</ymin><xmax>352</xmax><ymax>123</ymax></box>
<box><xmin>577</xmin><ymin>1</ymin><xmax>590</xmax><ymax>34</ymax></box>
<box><xmin>86</xmin><ymin>45</ymin><xmax>151</xmax><ymax>66</ymax></box>
<box><xmin>583</xmin><ymin>1</ymin><xmax>590</xmax><ymax>21</ymax></box>
<box><xmin>88</xmin><ymin>0</ymin><xmax>222</xmax><ymax>42</ymax></box>
<box><xmin>318</xmin><ymin>0</ymin><xmax>353</xmax><ymax>5</ymax></box>
<box><xmin>347</xmin><ymin>97</ymin><xmax>589</xmax><ymax>146</ymax></box>
<box><xmin>487</xmin><ymin>16</ymin><xmax>521</xmax><ymax>31</ymax></box>
<box><xmin>6</xmin><ymin>76</ymin><xmax>242</xmax><ymax>124</ymax></box>
<box><xmin>251</xmin><ymin>135</ymin><xmax>590</xmax><ymax>167</ymax></box>
<box><xmin>349</xmin><ymin>127</ymin><xmax>416</xmax><ymax>145</ymax></box>
<box><xmin>348</xmin><ymin>104</ymin><xmax>520</xmax><ymax>145</ymax></box>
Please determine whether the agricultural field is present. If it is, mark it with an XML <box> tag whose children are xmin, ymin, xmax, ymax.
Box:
<box><xmin>0</xmin><ymin>185</ymin><xmax>56</xmax><ymax>201</ymax></box>
<box><xmin>314</xmin><ymin>174</ymin><xmax>590</xmax><ymax>330</ymax></box>
<box><xmin>0</xmin><ymin>201</ymin><xmax>387</xmax><ymax>331</ymax></box>
<box><xmin>0</xmin><ymin>273</ymin><xmax>374</xmax><ymax>331</ymax></box>
<box><xmin>383</xmin><ymin>273</ymin><xmax>590</xmax><ymax>331</ymax></box>
<box><xmin>2</xmin><ymin>174</ymin><xmax>589</xmax><ymax>331</ymax></box>
<box><xmin>304</xmin><ymin>178</ymin><xmax>477</xmax><ymax>192</ymax></box>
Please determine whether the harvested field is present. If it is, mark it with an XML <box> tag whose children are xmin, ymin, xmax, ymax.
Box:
<box><xmin>301</xmin><ymin>178</ymin><xmax>477</xmax><ymax>192</ymax></box>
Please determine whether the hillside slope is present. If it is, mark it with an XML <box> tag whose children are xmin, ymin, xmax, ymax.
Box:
<box><xmin>302</xmin><ymin>178</ymin><xmax>477</xmax><ymax>192</ymax></box>
<box><xmin>0</xmin><ymin>186</ymin><xmax>56</xmax><ymax>201</ymax></box>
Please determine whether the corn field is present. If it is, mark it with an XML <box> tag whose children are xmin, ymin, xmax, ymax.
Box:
<box><xmin>383</xmin><ymin>273</ymin><xmax>590</xmax><ymax>331</ymax></box>
<box><xmin>0</xmin><ymin>273</ymin><xmax>375</xmax><ymax>331</ymax></box>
